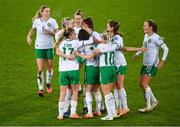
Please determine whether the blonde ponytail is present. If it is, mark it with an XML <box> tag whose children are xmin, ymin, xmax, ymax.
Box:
<box><xmin>32</xmin><ymin>5</ymin><xmax>49</xmax><ymax>21</ymax></box>
<box><xmin>54</xmin><ymin>29</ymin><xmax>65</xmax><ymax>48</ymax></box>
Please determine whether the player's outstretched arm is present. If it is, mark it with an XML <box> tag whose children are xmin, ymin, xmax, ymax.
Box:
<box><xmin>131</xmin><ymin>45</ymin><xmax>146</xmax><ymax>61</ymax></box>
<box><xmin>122</xmin><ymin>47</ymin><xmax>148</xmax><ymax>52</ymax></box>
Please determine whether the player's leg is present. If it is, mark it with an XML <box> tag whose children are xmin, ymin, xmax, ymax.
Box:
<box><xmin>138</xmin><ymin>74</ymin><xmax>152</xmax><ymax>112</ymax></box>
<box><xmin>94</xmin><ymin>66</ymin><xmax>105</xmax><ymax>113</ymax></box>
<box><xmin>57</xmin><ymin>86</ymin><xmax>67</xmax><ymax>120</ymax></box>
<box><xmin>84</xmin><ymin>84</ymin><xmax>93</xmax><ymax>118</ymax></box>
<box><xmin>35</xmin><ymin>49</ymin><xmax>46</xmax><ymax>96</ymax></box>
<box><xmin>36</xmin><ymin>59</ymin><xmax>45</xmax><ymax>97</ymax></box>
<box><xmin>46</xmin><ymin>48</ymin><xmax>54</xmax><ymax>93</ymax></box>
<box><xmin>93</xmin><ymin>84</ymin><xmax>103</xmax><ymax>116</ymax></box>
<box><xmin>100</xmin><ymin>84</ymin><xmax>115</xmax><ymax>120</ymax></box>
<box><xmin>100</xmin><ymin>67</ymin><xmax>116</xmax><ymax>120</ymax></box>
<box><xmin>70</xmin><ymin>84</ymin><xmax>82</xmax><ymax>119</ymax></box>
<box><xmin>57</xmin><ymin>71</ymin><xmax>69</xmax><ymax>119</ymax></box>
<box><xmin>139</xmin><ymin>65</ymin><xmax>159</xmax><ymax>112</ymax></box>
<box><xmin>81</xmin><ymin>65</ymin><xmax>88</xmax><ymax>114</ymax></box>
<box><xmin>82</xmin><ymin>85</ymin><xmax>88</xmax><ymax>114</ymax></box>
<box><xmin>64</xmin><ymin>86</ymin><xmax>72</xmax><ymax>116</ymax></box>
<box><xmin>69</xmin><ymin>71</ymin><xmax>82</xmax><ymax>119</ymax></box>
<box><xmin>116</xmin><ymin>74</ymin><xmax>130</xmax><ymax>116</ymax></box>
<box><xmin>114</xmin><ymin>77</ymin><xmax>122</xmax><ymax>115</ymax></box>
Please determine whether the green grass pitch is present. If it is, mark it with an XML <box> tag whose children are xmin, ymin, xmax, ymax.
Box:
<box><xmin>0</xmin><ymin>0</ymin><xmax>180</xmax><ymax>126</ymax></box>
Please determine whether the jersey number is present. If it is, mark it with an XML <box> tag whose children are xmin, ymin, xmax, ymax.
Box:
<box><xmin>104</xmin><ymin>52</ymin><xmax>114</xmax><ymax>66</ymax></box>
<box><xmin>62</xmin><ymin>47</ymin><xmax>74</xmax><ymax>60</ymax></box>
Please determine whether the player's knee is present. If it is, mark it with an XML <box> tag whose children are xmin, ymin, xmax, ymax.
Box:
<box><xmin>60</xmin><ymin>93</ymin><xmax>66</xmax><ymax>100</ymax></box>
<box><xmin>140</xmin><ymin>81</ymin><xmax>147</xmax><ymax>90</ymax></box>
<box><xmin>140</xmin><ymin>81</ymin><xmax>145</xmax><ymax>87</ymax></box>
<box><xmin>38</xmin><ymin>71</ymin><xmax>42</xmax><ymax>75</ymax></box>
<box><xmin>47</xmin><ymin>67</ymin><xmax>53</xmax><ymax>72</ymax></box>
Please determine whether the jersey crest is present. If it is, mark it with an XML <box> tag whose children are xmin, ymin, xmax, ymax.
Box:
<box><xmin>47</xmin><ymin>23</ymin><xmax>52</xmax><ymax>27</ymax></box>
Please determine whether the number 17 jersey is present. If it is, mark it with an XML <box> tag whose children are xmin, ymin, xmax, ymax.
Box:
<box><xmin>59</xmin><ymin>39</ymin><xmax>81</xmax><ymax>72</ymax></box>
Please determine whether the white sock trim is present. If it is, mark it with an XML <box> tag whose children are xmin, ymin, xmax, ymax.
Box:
<box><xmin>46</xmin><ymin>70</ymin><xmax>53</xmax><ymax>84</ymax></box>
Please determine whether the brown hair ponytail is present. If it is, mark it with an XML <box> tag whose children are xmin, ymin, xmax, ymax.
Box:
<box><xmin>108</xmin><ymin>20</ymin><xmax>124</xmax><ymax>37</ymax></box>
<box><xmin>145</xmin><ymin>19</ymin><xmax>158</xmax><ymax>33</ymax></box>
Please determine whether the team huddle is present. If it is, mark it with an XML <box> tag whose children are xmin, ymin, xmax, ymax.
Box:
<box><xmin>27</xmin><ymin>5</ymin><xmax>169</xmax><ymax>120</ymax></box>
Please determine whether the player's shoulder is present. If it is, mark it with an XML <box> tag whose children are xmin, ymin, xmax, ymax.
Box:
<box><xmin>152</xmin><ymin>33</ymin><xmax>163</xmax><ymax>41</ymax></box>
<box><xmin>49</xmin><ymin>17</ymin><xmax>56</xmax><ymax>21</ymax></box>
<box><xmin>92</xmin><ymin>31</ymin><xmax>101</xmax><ymax>37</ymax></box>
<box><xmin>111</xmin><ymin>34</ymin><xmax>123</xmax><ymax>45</ymax></box>
<box><xmin>112</xmin><ymin>34</ymin><xmax>122</xmax><ymax>41</ymax></box>
<box><xmin>47</xmin><ymin>17</ymin><xmax>57</xmax><ymax>24</ymax></box>
<box><xmin>92</xmin><ymin>31</ymin><xmax>99</xmax><ymax>34</ymax></box>
<box><xmin>56</xmin><ymin>29</ymin><xmax>64</xmax><ymax>35</ymax></box>
<box><xmin>97</xmin><ymin>42</ymin><xmax>107</xmax><ymax>48</ymax></box>
<box><xmin>33</xmin><ymin>18</ymin><xmax>40</xmax><ymax>23</ymax></box>
<box><xmin>71</xmin><ymin>39</ymin><xmax>79</xmax><ymax>45</ymax></box>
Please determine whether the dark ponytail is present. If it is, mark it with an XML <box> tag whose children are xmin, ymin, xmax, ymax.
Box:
<box><xmin>108</xmin><ymin>20</ymin><xmax>124</xmax><ymax>37</ymax></box>
<box><xmin>83</xmin><ymin>17</ymin><xmax>94</xmax><ymax>30</ymax></box>
<box><xmin>145</xmin><ymin>19</ymin><xmax>158</xmax><ymax>33</ymax></box>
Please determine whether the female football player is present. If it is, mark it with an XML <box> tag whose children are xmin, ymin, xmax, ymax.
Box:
<box><xmin>27</xmin><ymin>5</ymin><xmax>59</xmax><ymax>96</ymax></box>
<box><xmin>75</xmin><ymin>32</ymin><xmax>117</xmax><ymax>120</ymax></box>
<box><xmin>56</xmin><ymin>28</ymin><xmax>94</xmax><ymax>120</ymax></box>
<box><xmin>74</xmin><ymin>9</ymin><xmax>83</xmax><ymax>35</ymax></box>
<box><xmin>79</xmin><ymin>17</ymin><xmax>105</xmax><ymax>118</ymax></box>
<box><xmin>132</xmin><ymin>19</ymin><xmax>169</xmax><ymax>112</ymax></box>
<box><xmin>100</xmin><ymin>20</ymin><xmax>147</xmax><ymax>116</ymax></box>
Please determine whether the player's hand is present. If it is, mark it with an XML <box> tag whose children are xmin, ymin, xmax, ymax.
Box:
<box><xmin>27</xmin><ymin>36</ymin><xmax>32</xmax><ymax>46</ymax></box>
<box><xmin>140</xmin><ymin>48</ymin><xmax>148</xmax><ymax>52</ymax></box>
<box><xmin>82</xmin><ymin>23</ymin><xmax>92</xmax><ymax>34</ymax></box>
<box><xmin>68</xmin><ymin>54</ymin><xmax>76</xmax><ymax>60</ymax></box>
<box><xmin>132</xmin><ymin>54</ymin><xmax>138</xmax><ymax>61</ymax></box>
<box><xmin>157</xmin><ymin>60</ymin><xmax>164</xmax><ymax>70</ymax></box>
<box><xmin>93</xmin><ymin>49</ymin><xmax>100</xmax><ymax>55</ymax></box>
<box><xmin>73</xmin><ymin>51</ymin><xmax>79</xmax><ymax>56</ymax></box>
<box><xmin>43</xmin><ymin>28</ymin><xmax>54</xmax><ymax>35</ymax></box>
<box><xmin>93</xmin><ymin>37</ymin><xmax>101</xmax><ymax>44</ymax></box>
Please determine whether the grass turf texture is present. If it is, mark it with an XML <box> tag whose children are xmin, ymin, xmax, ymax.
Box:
<box><xmin>0</xmin><ymin>0</ymin><xmax>180</xmax><ymax>126</ymax></box>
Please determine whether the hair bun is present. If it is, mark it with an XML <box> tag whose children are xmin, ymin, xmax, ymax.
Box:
<box><xmin>76</xmin><ymin>9</ymin><xmax>81</xmax><ymax>13</ymax></box>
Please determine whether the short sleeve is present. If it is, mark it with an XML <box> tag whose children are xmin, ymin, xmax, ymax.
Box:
<box><xmin>78</xmin><ymin>46</ymin><xmax>84</xmax><ymax>53</ymax></box>
<box><xmin>55</xmin><ymin>30</ymin><xmax>63</xmax><ymax>42</ymax></box>
<box><xmin>111</xmin><ymin>35</ymin><xmax>123</xmax><ymax>49</ymax></box>
<box><xmin>32</xmin><ymin>20</ymin><xmax>37</xmax><ymax>28</ymax></box>
<box><xmin>92</xmin><ymin>31</ymin><xmax>103</xmax><ymax>42</ymax></box>
<box><xmin>155</xmin><ymin>36</ymin><xmax>164</xmax><ymax>46</ymax></box>
<box><xmin>96</xmin><ymin>44</ymin><xmax>103</xmax><ymax>51</ymax></box>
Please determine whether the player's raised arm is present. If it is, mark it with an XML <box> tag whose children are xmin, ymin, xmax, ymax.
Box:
<box><xmin>81</xmin><ymin>17</ymin><xmax>102</xmax><ymax>44</ymax></box>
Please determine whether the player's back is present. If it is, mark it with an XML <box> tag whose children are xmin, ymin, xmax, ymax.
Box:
<box><xmin>59</xmin><ymin>39</ymin><xmax>79</xmax><ymax>72</ymax></box>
